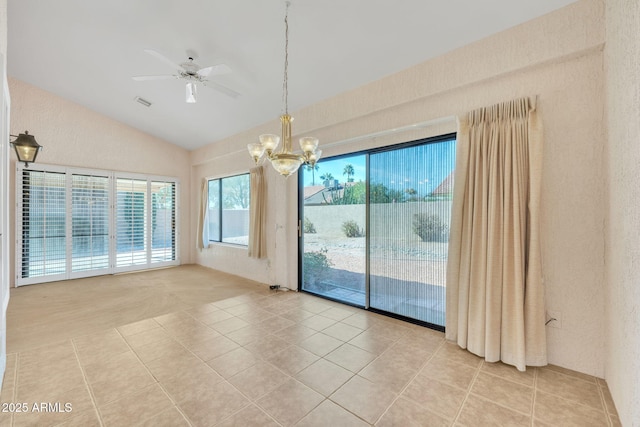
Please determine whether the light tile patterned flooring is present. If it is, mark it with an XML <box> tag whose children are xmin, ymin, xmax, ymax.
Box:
<box><xmin>0</xmin><ymin>268</ymin><xmax>621</xmax><ymax>426</ymax></box>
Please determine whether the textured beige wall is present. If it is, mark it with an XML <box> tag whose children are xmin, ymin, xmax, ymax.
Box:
<box><xmin>604</xmin><ymin>0</ymin><xmax>640</xmax><ymax>425</ymax></box>
<box><xmin>192</xmin><ymin>0</ymin><xmax>608</xmax><ymax>377</ymax></box>
<box><xmin>8</xmin><ymin>78</ymin><xmax>192</xmax><ymax>286</ymax></box>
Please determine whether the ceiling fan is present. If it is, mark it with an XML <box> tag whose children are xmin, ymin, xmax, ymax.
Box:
<box><xmin>132</xmin><ymin>49</ymin><xmax>240</xmax><ymax>103</ymax></box>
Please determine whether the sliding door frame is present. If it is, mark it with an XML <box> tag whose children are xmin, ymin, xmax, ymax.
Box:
<box><xmin>298</xmin><ymin>133</ymin><xmax>456</xmax><ymax>331</ymax></box>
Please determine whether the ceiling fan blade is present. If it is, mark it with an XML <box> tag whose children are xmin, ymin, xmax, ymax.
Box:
<box><xmin>144</xmin><ymin>49</ymin><xmax>186</xmax><ymax>71</ymax></box>
<box><xmin>132</xmin><ymin>75</ymin><xmax>179</xmax><ymax>81</ymax></box>
<box><xmin>197</xmin><ymin>64</ymin><xmax>232</xmax><ymax>77</ymax></box>
<box><xmin>202</xmin><ymin>81</ymin><xmax>241</xmax><ymax>99</ymax></box>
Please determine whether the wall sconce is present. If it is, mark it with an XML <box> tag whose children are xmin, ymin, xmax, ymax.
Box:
<box><xmin>10</xmin><ymin>131</ymin><xmax>42</xmax><ymax>167</ymax></box>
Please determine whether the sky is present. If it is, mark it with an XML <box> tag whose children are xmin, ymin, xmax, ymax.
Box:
<box><xmin>302</xmin><ymin>138</ymin><xmax>456</xmax><ymax>197</ymax></box>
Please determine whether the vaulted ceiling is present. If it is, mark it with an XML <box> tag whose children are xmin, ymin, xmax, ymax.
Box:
<box><xmin>8</xmin><ymin>0</ymin><xmax>576</xmax><ymax>150</ymax></box>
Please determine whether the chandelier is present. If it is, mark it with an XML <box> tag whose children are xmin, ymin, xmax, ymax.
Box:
<box><xmin>247</xmin><ymin>1</ymin><xmax>321</xmax><ymax>177</ymax></box>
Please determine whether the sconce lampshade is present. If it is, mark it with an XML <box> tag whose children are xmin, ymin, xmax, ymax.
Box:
<box><xmin>11</xmin><ymin>131</ymin><xmax>42</xmax><ymax>167</ymax></box>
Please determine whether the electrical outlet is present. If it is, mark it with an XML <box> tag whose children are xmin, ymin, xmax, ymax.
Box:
<box><xmin>546</xmin><ymin>311</ymin><xmax>562</xmax><ymax>329</ymax></box>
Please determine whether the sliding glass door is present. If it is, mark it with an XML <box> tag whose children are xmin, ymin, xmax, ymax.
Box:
<box><xmin>369</xmin><ymin>140</ymin><xmax>455</xmax><ymax>326</ymax></box>
<box><xmin>300</xmin><ymin>135</ymin><xmax>456</xmax><ymax>329</ymax></box>
<box><xmin>300</xmin><ymin>154</ymin><xmax>366</xmax><ymax>306</ymax></box>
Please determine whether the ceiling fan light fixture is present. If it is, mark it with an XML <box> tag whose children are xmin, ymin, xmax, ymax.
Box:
<box><xmin>186</xmin><ymin>81</ymin><xmax>197</xmax><ymax>103</ymax></box>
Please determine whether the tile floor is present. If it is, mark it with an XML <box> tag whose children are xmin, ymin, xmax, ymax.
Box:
<box><xmin>0</xmin><ymin>268</ymin><xmax>621</xmax><ymax>426</ymax></box>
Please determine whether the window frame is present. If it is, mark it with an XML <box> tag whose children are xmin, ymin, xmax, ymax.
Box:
<box><xmin>207</xmin><ymin>173</ymin><xmax>250</xmax><ymax>246</ymax></box>
<box><xmin>16</xmin><ymin>163</ymin><xmax>180</xmax><ymax>286</ymax></box>
<box><xmin>298</xmin><ymin>132</ymin><xmax>457</xmax><ymax>332</ymax></box>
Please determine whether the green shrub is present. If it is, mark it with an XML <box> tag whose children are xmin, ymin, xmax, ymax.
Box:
<box><xmin>302</xmin><ymin>248</ymin><xmax>332</xmax><ymax>284</ymax></box>
<box><xmin>303</xmin><ymin>216</ymin><xmax>316</xmax><ymax>233</ymax></box>
<box><xmin>412</xmin><ymin>213</ymin><xmax>449</xmax><ymax>242</ymax></box>
<box><xmin>342</xmin><ymin>220</ymin><xmax>363</xmax><ymax>238</ymax></box>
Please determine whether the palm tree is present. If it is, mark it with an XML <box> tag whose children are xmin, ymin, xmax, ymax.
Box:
<box><xmin>305</xmin><ymin>164</ymin><xmax>319</xmax><ymax>185</ymax></box>
<box><xmin>343</xmin><ymin>164</ymin><xmax>355</xmax><ymax>182</ymax></box>
<box><xmin>320</xmin><ymin>172</ymin><xmax>334</xmax><ymax>181</ymax></box>
<box><xmin>320</xmin><ymin>172</ymin><xmax>334</xmax><ymax>187</ymax></box>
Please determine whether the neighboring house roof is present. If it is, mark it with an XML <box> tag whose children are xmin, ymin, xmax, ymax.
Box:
<box><xmin>304</xmin><ymin>181</ymin><xmax>359</xmax><ymax>205</ymax></box>
<box><xmin>431</xmin><ymin>172</ymin><xmax>454</xmax><ymax>195</ymax></box>
<box><xmin>303</xmin><ymin>185</ymin><xmax>326</xmax><ymax>200</ymax></box>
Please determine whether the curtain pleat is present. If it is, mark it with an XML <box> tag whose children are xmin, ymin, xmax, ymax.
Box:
<box><xmin>446</xmin><ymin>97</ymin><xmax>546</xmax><ymax>371</ymax></box>
<box><xmin>248</xmin><ymin>166</ymin><xmax>267</xmax><ymax>258</ymax></box>
<box><xmin>196</xmin><ymin>179</ymin><xmax>208</xmax><ymax>250</ymax></box>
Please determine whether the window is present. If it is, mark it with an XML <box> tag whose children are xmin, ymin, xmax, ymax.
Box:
<box><xmin>71</xmin><ymin>173</ymin><xmax>109</xmax><ymax>273</ymax></box>
<box><xmin>208</xmin><ymin>174</ymin><xmax>250</xmax><ymax>245</ymax></box>
<box><xmin>20</xmin><ymin>169</ymin><xmax>67</xmax><ymax>281</ymax></box>
<box><xmin>116</xmin><ymin>178</ymin><xmax>148</xmax><ymax>268</ymax></box>
<box><xmin>17</xmin><ymin>165</ymin><xmax>179</xmax><ymax>285</ymax></box>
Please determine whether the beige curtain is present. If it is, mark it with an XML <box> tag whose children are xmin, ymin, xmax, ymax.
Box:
<box><xmin>248</xmin><ymin>166</ymin><xmax>267</xmax><ymax>258</ymax></box>
<box><xmin>196</xmin><ymin>178</ymin><xmax>208</xmax><ymax>250</ymax></box>
<box><xmin>446</xmin><ymin>97</ymin><xmax>546</xmax><ymax>371</ymax></box>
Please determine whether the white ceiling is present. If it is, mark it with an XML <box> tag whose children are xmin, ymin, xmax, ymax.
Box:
<box><xmin>8</xmin><ymin>0</ymin><xmax>576</xmax><ymax>151</ymax></box>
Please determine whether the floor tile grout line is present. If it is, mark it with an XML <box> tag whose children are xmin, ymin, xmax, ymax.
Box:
<box><xmin>221</xmin><ymin>299</ymin><xmax>368</xmax><ymax>424</ymax></box>
<box><xmin>251</xmin><ymin>391</ymin><xmax>320</xmax><ymax>427</ymax></box>
<box><xmin>323</xmin><ymin>378</ymin><xmax>387</xmax><ymax>427</ymax></box>
<box><xmin>114</xmin><ymin>327</ymin><xmax>194</xmax><ymax>427</ymax></box>
<box><xmin>466</xmin><ymin>364</ymin><xmax>538</xmax><ymax>418</ymax></box>
<box><xmin>371</xmin><ymin>336</ymin><xmax>447</xmax><ymax>425</ymax></box>
<box><xmin>154</xmin><ymin>308</ymin><xmax>298</xmax><ymax>422</ymax></box>
<box><xmin>210</xmin><ymin>298</ymin><xmax>333</xmax><ymax>424</ymax></box>
<box><xmin>594</xmin><ymin>379</ymin><xmax>614</xmax><ymax>427</ymax></box>
<box><xmin>530</xmin><ymin>366</ymin><xmax>538</xmax><ymax>427</ymax></box>
<box><xmin>336</xmin><ymin>319</ymin><xmax>441</xmax><ymax>423</ymax></box>
<box><xmin>219</xmin><ymin>399</ymin><xmax>283</xmax><ymax>427</ymax></box>
<box><xmin>9</xmin><ymin>353</ymin><xmax>18</xmax><ymax>427</ymax></box>
<box><xmin>534</xmin><ymin>385</ymin><xmax>613</xmax><ymax>416</ymax></box>
<box><xmin>461</xmin><ymin>383</ymin><xmax>536</xmax><ymax>418</ymax></box>
<box><xmin>9</xmin><ymin>284</ymin><xmax>614</xmax><ymax>427</ymax></box>
<box><xmin>477</xmin><ymin>365</ymin><xmax>536</xmax><ymax>388</ymax></box>
<box><xmin>70</xmin><ymin>338</ymin><xmax>105</xmax><ymax>427</ymax></box>
<box><xmin>451</xmin><ymin>356</ymin><xmax>483</xmax><ymax>425</ymax></box>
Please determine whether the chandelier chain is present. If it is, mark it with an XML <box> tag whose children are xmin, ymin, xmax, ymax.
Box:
<box><xmin>248</xmin><ymin>0</ymin><xmax>319</xmax><ymax>177</ymax></box>
<box><xmin>282</xmin><ymin>1</ymin><xmax>290</xmax><ymax>114</ymax></box>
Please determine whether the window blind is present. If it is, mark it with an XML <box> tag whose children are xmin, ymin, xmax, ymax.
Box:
<box><xmin>150</xmin><ymin>181</ymin><xmax>176</xmax><ymax>263</ymax></box>
<box><xmin>115</xmin><ymin>178</ymin><xmax>148</xmax><ymax>268</ymax></box>
<box><xmin>19</xmin><ymin>170</ymin><xmax>67</xmax><ymax>281</ymax></box>
<box><xmin>71</xmin><ymin>174</ymin><xmax>110</xmax><ymax>273</ymax></box>
<box><xmin>16</xmin><ymin>165</ymin><xmax>180</xmax><ymax>286</ymax></box>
